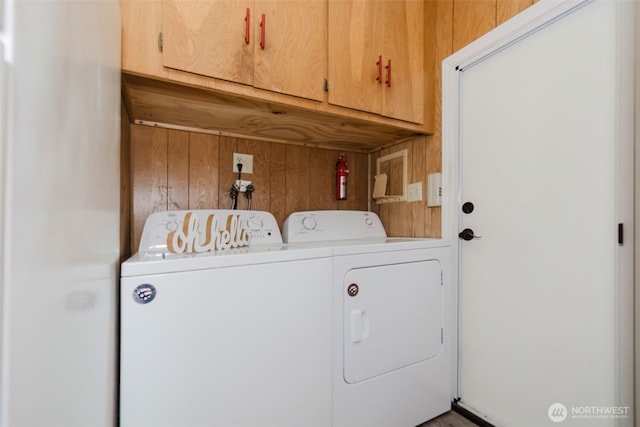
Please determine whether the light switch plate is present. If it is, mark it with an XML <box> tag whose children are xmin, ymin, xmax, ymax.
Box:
<box><xmin>407</xmin><ymin>182</ymin><xmax>423</xmax><ymax>202</ymax></box>
<box><xmin>427</xmin><ymin>173</ymin><xmax>442</xmax><ymax>207</ymax></box>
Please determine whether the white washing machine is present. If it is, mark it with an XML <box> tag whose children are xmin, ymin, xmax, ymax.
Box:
<box><xmin>120</xmin><ymin>210</ymin><xmax>333</xmax><ymax>427</ymax></box>
<box><xmin>283</xmin><ymin>210</ymin><xmax>452</xmax><ymax>427</ymax></box>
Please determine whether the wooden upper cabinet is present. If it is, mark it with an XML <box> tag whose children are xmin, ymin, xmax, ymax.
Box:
<box><xmin>380</xmin><ymin>0</ymin><xmax>424</xmax><ymax>123</ymax></box>
<box><xmin>253</xmin><ymin>1</ymin><xmax>326</xmax><ymax>101</ymax></box>
<box><xmin>328</xmin><ymin>0</ymin><xmax>424</xmax><ymax>124</ymax></box>
<box><xmin>163</xmin><ymin>1</ymin><xmax>254</xmax><ymax>85</ymax></box>
<box><xmin>327</xmin><ymin>1</ymin><xmax>381</xmax><ymax>119</ymax></box>
<box><xmin>162</xmin><ymin>0</ymin><xmax>326</xmax><ymax>101</ymax></box>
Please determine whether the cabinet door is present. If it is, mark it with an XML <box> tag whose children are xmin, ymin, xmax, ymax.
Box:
<box><xmin>162</xmin><ymin>0</ymin><xmax>254</xmax><ymax>85</ymax></box>
<box><xmin>327</xmin><ymin>0</ymin><xmax>383</xmax><ymax>114</ymax></box>
<box><xmin>328</xmin><ymin>0</ymin><xmax>424</xmax><ymax>124</ymax></box>
<box><xmin>254</xmin><ymin>1</ymin><xmax>326</xmax><ymax>101</ymax></box>
<box><xmin>380</xmin><ymin>0</ymin><xmax>424</xmax><ymax>123</ymax></box>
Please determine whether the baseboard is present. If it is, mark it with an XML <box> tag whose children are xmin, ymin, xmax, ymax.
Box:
<box><xmin>451</xmin><ymin>400</ymin><xmax>496</xmax><ymax>427</ymax></box>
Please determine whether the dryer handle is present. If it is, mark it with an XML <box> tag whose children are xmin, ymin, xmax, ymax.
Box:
<box><xmin>350</xmin><ymin>309</ymin><xmax>370</xmax><ymax>343</ymax></box>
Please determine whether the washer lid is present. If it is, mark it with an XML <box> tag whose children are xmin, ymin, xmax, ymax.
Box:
<box><xmin>329</xmin><ymin>237</ymin><xmax>449</xmax><ymax>256</ymax></box>
<box><xmin>121</xmin><ymin>243</ymin><xmax>332</xmax><ymax>277</ymax></box>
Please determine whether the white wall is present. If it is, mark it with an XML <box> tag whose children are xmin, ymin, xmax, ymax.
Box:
<box><xmin>1</xmin><ymin>1</ymin><xmax>121</xmax><ymax>426</ymax></box>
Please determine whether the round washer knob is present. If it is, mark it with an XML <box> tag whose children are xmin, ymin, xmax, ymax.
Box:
<box><xmin>165</xmin><ymin>220</ymin><xmax>179</xmax><ymax>231</ymax></box>
<box><xmin>248</xmin><ymin>216</ymin><xmax>264</xmax><ymax>231</ymax></box>
<box><xmin>365</xmin><ymin>217</ymin><xmax>373</xmax><ymax>226</ymax></box>
<box><xmin>302</xmin><ymin>216</ymin><xmax>317</xmax><ymax>230</ymax></box>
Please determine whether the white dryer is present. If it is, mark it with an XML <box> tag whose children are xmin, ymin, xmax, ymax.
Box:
<box><xmin>283</xmin><ymin>210</ymin><xmax>451</xmax><ymax>427</ymax></box>
<box><xmin>120</xmin><ymin>210</ymin><xmax>333</xmax><ymax>427</ymax></box>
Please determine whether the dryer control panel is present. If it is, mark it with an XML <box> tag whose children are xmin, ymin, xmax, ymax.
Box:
<box><xmin>283</xmin><ymin>210</ymin><xmax>386</xmax><ymax>243</ymax></box>
<box><xmin>138</xmin><ymin>210</ymin><xmax>283</xmax><ymax>256</ymax></box>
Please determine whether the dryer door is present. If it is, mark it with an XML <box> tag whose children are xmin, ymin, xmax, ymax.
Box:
<box><xmin>343</xmin><ymin>260</ymin><xmax>442</xmax><ymax>384</ymax></box>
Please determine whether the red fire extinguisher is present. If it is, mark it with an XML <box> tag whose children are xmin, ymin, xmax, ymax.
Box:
<box><xmin>336</xmin><ymin>154</ymin><xmax>349</xmax><ymax>200</ymax></box>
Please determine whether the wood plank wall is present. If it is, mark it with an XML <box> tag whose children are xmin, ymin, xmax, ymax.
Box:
<box><xmin>372</xmin><ymin>135</ymin><xmax>441</xmax><ymax>237</ymax></box>
<box><xmin>128</xmin><ymin>124</ymin><xmax>368</xmax><ymax>252</ymax></box>
<box><xmin>372</xmin><ymin>0</ymin><xmax>535</xmax><ymax>238</ymax></box>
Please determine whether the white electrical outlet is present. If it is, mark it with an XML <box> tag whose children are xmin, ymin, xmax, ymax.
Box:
<box><xmin>407</xmin><ymin>182</ymin><xmax>423</xmax><ymax>202</ymax></box>
<box><xmin>235</xmin><ymin>180</ymin><xmax>252</xmax><ymax>192</ymax></box>
<box><xmin>233</xmin><ymin>153</ymin><xmax>253</xmax><ymax>174</ymax></box>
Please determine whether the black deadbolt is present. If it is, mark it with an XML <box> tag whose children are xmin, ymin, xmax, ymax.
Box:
<box><xmin>462</xmin><ymin>202</ymin><xmax>474</xmax><ymax>214</ymax></box>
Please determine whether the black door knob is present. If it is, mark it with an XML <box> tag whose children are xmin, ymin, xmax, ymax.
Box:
<box><xmin>458</xmin><ymin>228</ymin><xmax>480</xmax><ymax>241</ymax></box>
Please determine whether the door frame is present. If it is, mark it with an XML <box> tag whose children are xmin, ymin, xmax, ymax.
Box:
<box><xmin>441</xmin><ymin>0</ymin><xmax>635</xmax><ymax>422</ymax></box>
<box><xmin>635</xmin><ymin>0</ymin><xmax>640</xmax><ymax>420</ymax></box>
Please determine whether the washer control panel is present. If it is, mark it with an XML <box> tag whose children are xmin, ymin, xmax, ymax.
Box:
<box><xmin>282</xmin><ymin>210</ymin><xmax>386</xmax><ymax>243</ymax></box>
<box><xmin>138</xmin><ymin>210</ymin><xmax>282</xmax><ymax>255</ymax></box>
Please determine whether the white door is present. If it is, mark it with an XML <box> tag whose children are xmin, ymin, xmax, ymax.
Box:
<box><xmin>444</xmin><ymin>1</ymin><xmax>635</xmax><ymax>426</ymax></box>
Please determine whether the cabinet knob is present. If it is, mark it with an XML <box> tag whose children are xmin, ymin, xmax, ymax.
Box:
<box><xmin>376</xmin><ymin>55</ymin><xmax>382</xmax><ymax>84</ymax></box>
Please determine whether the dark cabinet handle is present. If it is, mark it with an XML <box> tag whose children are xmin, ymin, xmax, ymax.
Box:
<box><xmin>376</xmin><ymin>55</ymin><xmax>382</xmax><ymax>84</ymax></box>
<box><xmin>385</xmin><ymin>59</ymin><xmax>391</xmax><ymax>87</ymax></box>
<box><xmin>244</xmin><ymin>8</ymin><xmax>250</xmax><ymax>44</ymax></box>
